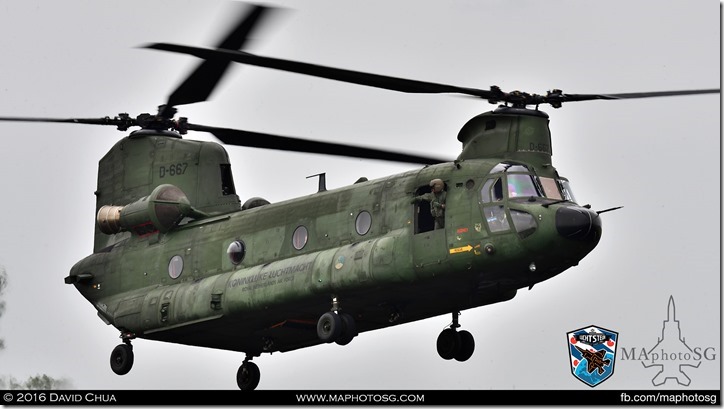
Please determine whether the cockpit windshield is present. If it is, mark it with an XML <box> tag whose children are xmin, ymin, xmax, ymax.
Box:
<box><xmin>507</xmin><ymin>174</ymin><xmax>540</xmax><ymax>198</ymax></box>
<box><xmin>487</xmin><ymin>162</ymin><xmax>577</xmax><ymax>203</ymax></box>
<box><xmin>487</xmin><ymin>162</ymin><xmax>541</xmax><ymax>199</ymax></box>
<box><xmin>539</xmin><ymin>176</ymin><xmax>577</xmax><ymax>203</ymax></box>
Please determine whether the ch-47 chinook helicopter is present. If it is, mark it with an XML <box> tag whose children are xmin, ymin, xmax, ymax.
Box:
<box><xmin>1</xmin><ymin>4</ymin><xmax>718</xmax><ymax>391</ymax></box>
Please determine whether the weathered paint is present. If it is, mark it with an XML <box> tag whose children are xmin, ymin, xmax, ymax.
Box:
<box><xmin>68</xmin><ymin>108</ymin><xmax>602</xmax><ymax>354</ymax></box>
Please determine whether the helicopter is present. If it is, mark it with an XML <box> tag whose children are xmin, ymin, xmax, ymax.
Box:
<box><xmin>1</xmin><ymin>2</ymin><xmax>720</xmax><ymax>392</ymax></box>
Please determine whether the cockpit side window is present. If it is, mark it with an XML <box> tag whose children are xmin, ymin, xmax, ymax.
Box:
<box><xmin>485</xmin><ymin>205</ymin><xmax>510</xmax><ymax>232</ymax></box>
<box><xmin>481</xmin><ymin>177</ymin><xmax>509</xmax><ymax>233</ymax></box>
<box><xmin>559</xmin><ymin>179</ymin><xmax>577</xmax><ymax>202</ymax></box>
<box><xmin>481</xmin><ymin>178</ymin><xmax>504</xmax><ymax>203</ymax></box>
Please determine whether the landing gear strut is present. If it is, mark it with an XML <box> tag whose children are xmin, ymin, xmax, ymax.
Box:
<box><xmin>316</xmin><ymin>296</ymin><xmax>358</xmax><ymax>345</ymax></box>
<box><xmin>436</xmin><ymin>311</ymin><xmax>475</xmax><ymax>362</ymax></box>
<box><xmin>110</xmin><ymin>332</ymin><xmax>135</xmax><ymax>375</ymax></box>
<box><xmin>237</xmin><ymin>354</ymin><xmax>261</xmax><ymax>391</ymax></box>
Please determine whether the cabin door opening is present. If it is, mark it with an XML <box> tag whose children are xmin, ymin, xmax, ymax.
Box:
<box><xmin>411</xmin><ymin>183</ymin><xmax>448</xmax><ymax>268</ymax></box>
<box><xmin>413</xmin><ymin>185</ymin><xmax>435</xmax><ymax>234</ymax></box>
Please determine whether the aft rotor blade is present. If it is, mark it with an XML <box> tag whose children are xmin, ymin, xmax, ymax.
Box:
<box><xmin>160</xmin><ymin>4</ymin><xmax>273</xmax><ymax>117</ymax></box>
<box><xmin>187</xmin><ymin>123</ymin><xmax>447</xmax><ymax>165</ymax></box>
<box><xmin>0</xmin><ymin>115</ymin><xmax>136</xmax><ymax>129</ymax></box>
<box><xmin>144</xmin><ymin>43</ymin><xmax>496</xmax><ymax>99</ymax></box>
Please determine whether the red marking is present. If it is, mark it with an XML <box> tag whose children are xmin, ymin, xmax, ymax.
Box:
<box><xmin>607</xmin><ymin>340</ymin><xmax>615</xmax><ymax>347</ymax></box>
<box><xmin>132</xmin><ymin>222</ymin><xmax>159</xmax><ymax>237</ymax></box>
<box><xmin>573</xmin><ymin>359</ymin><xmax>579</xmax><ymax>366</ymax></box>
<box><xmin>456</xmin><ymin>227</ymin><xmax>469</xmax><ymax>234</ymax></box>
<box><xmin>570</xmin><ymin>337</ymin><xmax>577</xmax><ymax>344</ymax></box>
<box><xmin>270</xmin><ymin>319</ymin><xmax>317</xmax><ymax>329</ymax></box>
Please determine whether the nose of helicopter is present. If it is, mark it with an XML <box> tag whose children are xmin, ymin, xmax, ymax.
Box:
<box><xmin>555</xmin><ymin>206</ymin><xmax>601</xmax><ymax>242</ymax></box>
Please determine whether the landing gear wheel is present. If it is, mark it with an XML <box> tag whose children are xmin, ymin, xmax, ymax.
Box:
<box><xmin>436</xmin><ymin>311</ymin><xmax>476</xmax><ymax>361</ymax></box>
<box><xmin>436</xmin><ymin>328</ymin><xmax>461</xmax><ymax>360</ymax></box>
<box><xmin>317</xmin><ymin>311</ymin><xmax>342</xmax><ymax>343</ymax></box>
<box><xmin>237</xmin><ymin>361</ymin><xmax>260</xmax><ymax>391</ymax></box>
<box><xmin>110</xmin><ymin>343</ymin><xmax>134</xmax><ymax>375</ymax></box>
<box><xmin>335</xmin><ymin>312</ymin><xmax>358</xmax><ymax>346</ymax></box>
<box><xmin>454</xmin><ymin>330</ymin><xmax>475</xmax><ymax>362</ymax></box>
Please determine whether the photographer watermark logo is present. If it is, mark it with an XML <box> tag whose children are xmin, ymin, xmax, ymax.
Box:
<box><xmin>620</xmin><ymin>296</ymin><xmax>717</xmax><ymax>386</ymax></box>
<box><xmin>567</xmin><ymin>325</ymin><xmax>618</xmax><ymax>387</ymax></box>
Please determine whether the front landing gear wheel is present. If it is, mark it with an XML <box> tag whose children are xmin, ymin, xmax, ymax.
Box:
<box><xmin>110</xmin><ymin>344</ymin><xmax>134</xmax><ymax>375</ymax></box>
<box><xmin>436</xmin><ymin>311</ymin><xmax>476</xmax><ymax>361</ymax></box>
<box><xmin>237</xmin><ymin>361</ymin><xmax>260</xmax><ymax>391</ymax></box>
<box><xmin>454</xmin><ymin>330</ymin><xmax>475</xmax><ymax>362</ymax></box>
<box><xmin>436</xmin><ymin>328</ymin><xmax>460</xmax><ymax>360</ymax></box>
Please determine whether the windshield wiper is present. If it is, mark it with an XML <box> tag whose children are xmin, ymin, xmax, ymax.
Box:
<box><xmin>542</xmin><ymin>199</ymin><xmax>569</xmax><ymax>208</ymax></box>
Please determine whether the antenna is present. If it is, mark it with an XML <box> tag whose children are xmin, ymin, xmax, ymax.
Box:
<box><xmin>307</xmin><ymin>173</ymin><xmax>327</xmax><ymax>192</ymax></box>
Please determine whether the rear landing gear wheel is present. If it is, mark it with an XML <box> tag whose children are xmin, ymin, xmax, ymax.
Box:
<box><xmin>318</xmin><ymin>297</ymin><xmax>358</xmax><ymax>345</ymax></box>
<box><xmin>335</xmin><ymin>312</ymin><xmax>358</xmax><ymax>346</ymax></box>
<box><xmin>317</xmin><ymin>311</ymin><xmax>343</xmax><ymax>343</ymax></box>
<box><xmin>237</xmin><ymin>361</ymin><xmax>260</xmax><ymax>391</ymax></box>
<box><xmin>110</xmin><ymin>343</ymin><xmax>134</xmax><ymax>375</ymax></box>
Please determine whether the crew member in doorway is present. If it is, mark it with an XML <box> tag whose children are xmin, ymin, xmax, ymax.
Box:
<box><xmin>413</xmin><ymin>178</ymin><xmax>447</xmax><ymax>229</ymax></box>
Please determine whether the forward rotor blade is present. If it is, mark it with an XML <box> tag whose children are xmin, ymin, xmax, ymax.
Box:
<box><xmin>187</xmin><ymin>123</ymin><xmax>446</xmax><ymax>165</ymax></box>
<box><xmin>558</xmin><ymin>89</ymin><xmax>720</xmax><ymax>102</ymax></box>
<box><xmin>144</xmin><ymin>43</ymin><xmax>496</xmax><ymax>99</ymax></box>
<box><xmin>143</xmin><ymin>43</ymin><xmax>720</xmax><ymax>107</ymax></box>
<box><xmin>160</xmin><ymin>4</ymin><xmax>272</xmax><ymax>117</ymax></box>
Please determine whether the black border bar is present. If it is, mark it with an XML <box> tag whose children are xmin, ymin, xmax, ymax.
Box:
<box><xmin>1</xmin><ymin>390</ymin><xmax>721</xmax><ymax>406</ymax></box>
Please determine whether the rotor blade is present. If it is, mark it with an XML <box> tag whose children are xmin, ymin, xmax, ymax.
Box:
<box><xmin>186</xmin><ymin>123</ymin><xmax>447</xmax><ymax>165</ymax></box>
<box><xmin>559</xmin><ymin>89</ymin><xmax>720</xmax><ymax>102</ymax></box>
<box><xmin>160</xmin><ymin>4</ymin><xmax>272</xmax><ymax>117</ymax></box>
<box><xmin>143</xmin><ymin>43</ymin><xmax>720</xmax><ymax>107</ymax></box>
<box><xmin>0</xmin><ymin>115</ymin><xmax>136</xmax><ymax>130</ymax></box>
<box><xmin>144</xmin><ymin>43</ymin><xmax>497</xmax><ymax>99</ymax></box>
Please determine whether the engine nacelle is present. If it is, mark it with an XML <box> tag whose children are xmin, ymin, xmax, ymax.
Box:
<box><xmin>96</xmin><ymin>184</ymin><xmax>204</xmax><ymax>235</ymax></box>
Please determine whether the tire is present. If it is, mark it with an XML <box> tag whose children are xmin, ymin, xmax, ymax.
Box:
<box><xmin>237</xmin><ymin>362</ymin><xmax>261</xmax><ymax>391</ymax></box>
<box><xmin>317</xmin><ymin>311</ymin><xmax>342</xmax><ymax>343</ymax></box>
<box><xmin>335</xmin><ymin>313</ymin><xmax>358</xmax><ymax>346</ymax></box>
<box><xmin>436</xmin><ymin>328</ymin><xmax>460</xmax><ymax>360</ymax></box>
<box><xmin>110</xmin><ymin>344</ymin><xmax>134</xmax><ymax>375</ymax></box>
<box><xmin>454</xmin><ymin>330</ymin><xmax>475</xmax><ymax>362</ymax></box>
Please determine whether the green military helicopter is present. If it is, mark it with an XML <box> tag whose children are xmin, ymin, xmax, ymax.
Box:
<box><xmin>0</xmin><ymin>4</ymin><xmax>718</xmax><ymax>391</ymax></box>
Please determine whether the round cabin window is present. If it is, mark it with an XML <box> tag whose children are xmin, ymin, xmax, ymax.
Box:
<box><xmin>227</xmin><ymin>240</ymin><xmax>246</xmax><ymax>265</ymax></box>
<box><xmin>292</xmin><ymin>226</ymin><xmax>308</xmax><ymax>250</ymax></box>
<box><xmin>355</xmin><ymin>211</ymin><xmax>372</xmax><ymax>235</ymax></box>
<box><xmin>168</xmin><ymin>255</ymin><xmax>184</xmax><ymax>279</ymax></box>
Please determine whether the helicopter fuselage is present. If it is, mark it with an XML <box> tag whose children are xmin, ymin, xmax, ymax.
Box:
<box><xmin>67</xmin><ymin>139</ymin><xmax>600</xmax><ymax>356</ymax></box>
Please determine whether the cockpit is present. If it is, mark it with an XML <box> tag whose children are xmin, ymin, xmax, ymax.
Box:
<box><xmin>480</xmin><ymin>162</ymin><xmax>577</xmax><ymax>238</ymax></box>
<box><xmin>483</xmin><ymin>162</ymin><xmax>576</xmax><ymax>203</ymax></box>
